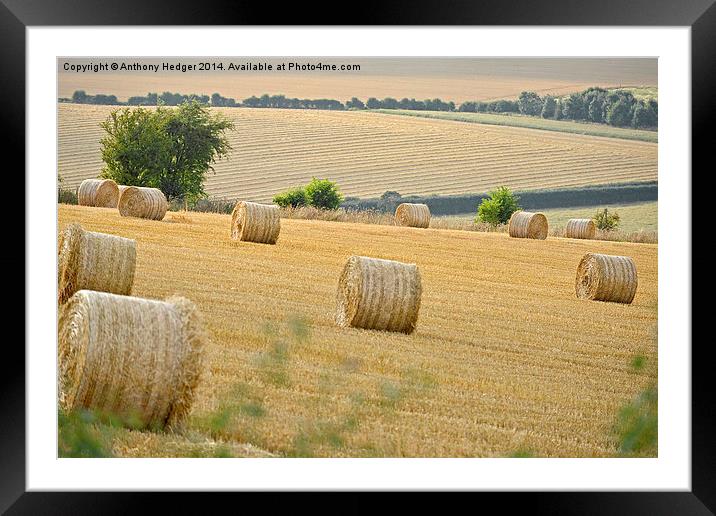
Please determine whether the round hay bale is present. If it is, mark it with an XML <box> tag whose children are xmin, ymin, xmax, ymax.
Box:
<box><xmin>395</xmin><ymin>203</ymin><xmax>431</xmax><ymax>228</ymax></box>
<box><xmin>116</xmin><ymin>185</ymin><xmax>131</xmax><ymax>207</ymax></box>
<box><xmin>230</xmin><ymin>201</ymin><xmax>281</xmax><ymax>244</ymax></box>
<box><xmin>118</xmin><ymin>186</ymin><xmax>168</xmax><ymax>220</ymax></box>
<box><xmin>57</xmin><ymin>223</ymin><xmax>136</xmax><ymax>305</ymax></box>
<box><xmin>565</xmin><ymin>218</ymin><xmax>596</xmax><ymax>239</ymax></box>
<box><xmin>77</xmin><ymin>179</ymin><xmax>119</xmax><ymax>208</ymax></box>
<box><xmin>335</xmin><ymin>255</ymin><xmax>422</xmax><ymax>334</ymax></box>
<box><xmin>508</xmin><ymin>211</ymin><xmax>548</xmax><ymax>240</ymax></box>
<box><xmin>575</xmin><ymin>253</ymin><xmax>638</xmax><ymax>304</ymax></box>
<box><xmin>58</xmin><ymin>290</ymin><xmax>207</xmax><ymax>429</ymax></box>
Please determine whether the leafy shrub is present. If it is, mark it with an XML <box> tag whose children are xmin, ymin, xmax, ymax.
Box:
<box><xmin>58</xmin><ymin>188</ymin><xmax>78</xmax><ymax>205</ymax></box>
<box><xmin>593</xmin><ymin>208</ymin><xmax>620</xmax><ymax>230</ymax></box>
<box><xmin>273</xmin><ymin>187</ymin><xmax>309</xmax><ymax>208</ymax></box>
<box><xmin>304</xmin><ymin>177</ymin><xmax>343</xmax><ymax>210</ymax></box>
<box><xmin>476</xmin><ymin>186</ymin><xmax>521</xmax><ymax>225</ymax></box>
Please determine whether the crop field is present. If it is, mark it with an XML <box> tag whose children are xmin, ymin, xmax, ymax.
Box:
<box><xmin>435</xmin><ymin>201</ymin><xmax>658</xmax><ymax>235</ymax></box>
<box><xmin>374</xmin><ymin>110</ymin><xmax>658</xmax><ymax>143</ymax></box>
<box><xmin>58</xmin><ymin>58</ymin><xmax>656</xmax><ymax>104</ymax></box>
<box><xmin>59</xmin><ymin>105</ymin><xmax>658</xmax><ymax>203</ymax></box>
<box><xmin>542</xmin><ymin>202</ymin><xmax>658</xmax><ymax>233</ymax></box>
<box><xmin>58</xmin><ymin>204</ymin><xmax>657</xmax><ymax>457</ymax></box>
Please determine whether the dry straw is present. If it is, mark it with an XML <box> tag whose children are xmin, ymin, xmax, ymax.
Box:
<box><xmin>118</xmin><ymin>186</ymin><xmax>168</xmax><ymax>220</ymax></box>
<box><xmin>565</xmin><ymin>218</ymin><xmax>596</xmax><ymax>239</ymax></box>
<box><xmin>336</xmin><ymin>255</ymin><xmax>422</xmax><ymax>334</ymax></box>
<box><xmin>575</xmin><ymin>253</ymin><xmax>638</xmax><ymax>304</ymax></box>
<box><xmin>58</xmin><ymin>290</ymin><xmax>208</xmax><ymax>429</ymax></box>
<box><xmin>508</xmin><ymin>211</ymin><xmax>548</xmax><ymax>240</ymax></box>
<box><xmin>116</xmin><ymin>185</ymin><xmax>131</xmax><ymax>207</ymax></box>
<box><xmin>77</xmin><ymin>179</ymin><xmax>119</xmax><ymax>208</ymax></box>
<box><xmin>231</xmin><ymin>201</ymin><xmax>281</xmax><ymax>244</ymax></box>
<box><xmin>57</xmin><ymin>223</ymin><xmax>136</xmax><ymax>305</ymax></box>
<box><xmin>395</xmin><ymin>203</ymin><xmax>431</xmax><ymax>228</ymax></box>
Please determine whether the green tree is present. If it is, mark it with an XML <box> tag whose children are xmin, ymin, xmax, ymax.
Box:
<box><xmin>541</xmin><ymin>96</ymin><xmax>557</xmax><ymax>119</ymax></box>
<box><xmin>562</xmin><ymin>93</ymin><xmax>587</xmax><ymax>120</ymax></box>
<box><xmin>605</xmin><ymin>100</ymin><xmax>633</xmax><ymax>127</ymax></box>
<box><xmin>518</xmin><ymin>91</ymin><xmax>543</xmax><ymax>116</ymax></box>
<box><xmin>476</xmin><ymin>186</ymin><xmax>521</xmax><ymax>225</ymax></box>
<box><xmin>72</xmin><ymin>90</ymin><xmax>89</xmax><ymax>104</ymax></box>
<box><xmin>632</xmin><ymin>102</ymin><xmax>657</xmax><ymax>128</ymax></box>
<box><xmin>273</xmin><ymin>186</ymin><xmax>309</xmax><ymax>208</ymax></box>
<box><xmin>304</xmin><ymin>177</ymin><xmax>343</xmax><ymax>210</ymax></box>
<box><xmin>100</xmin><ymin>101</ymin><xmax>234</xmax><ymax>204</ymax></box>
<box><xmin>346</xmin><ymin>97</ymin><xmax>365</xmax><ymax>110</ymax></box>
<box><xmin>366</xmin><ymin>97</ymin><xmax>381</xmax><ymax>109</ymax></box>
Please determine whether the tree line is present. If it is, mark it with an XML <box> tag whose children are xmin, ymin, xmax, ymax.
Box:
<box><xmin>60</xmin><ymin>90</ymin><xmax>457</xmax><ymax>111</ymax></box>
<box><xmin>459</xmin><ymin>87</ymin><xmax>657</xmax><ymax>129</ymax></box>
<box><xmin>61</xmin><ymin>86</ymin><xmax>657</xmax><ymax>128</ymax></box>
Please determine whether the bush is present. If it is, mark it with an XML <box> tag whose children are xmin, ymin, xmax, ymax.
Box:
<box><xmin>58</xmin><ymin>188</ymin><xmax>78</xmax><ymax>205</ymax></box>
<box><xmin>305</xmin><ymin>177</ymin><xmax>343</xmax><ymax>210</ymax></box>
<box><xmin>273</xmin><ymin>187</ymin><xmax>309</xmax><ymax>208</ymax></box>
<box><xmin>476</xmin><ymin>186</ymin><xmax>521</xmax><ymax>225</ymax></box>
<box><xmin>593</xmin><ymin>208</ymin><xmax>620</xmax><ymax>230</ymax></box>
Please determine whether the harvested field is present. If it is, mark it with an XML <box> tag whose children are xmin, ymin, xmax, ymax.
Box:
<box><xmin>58</xmin><ymin>204</ymin><xmax>658</xmax><ymax>458</ymax></box>
<box><xmin>58</xmin><ymin>105</ymin><xmax>658</xmax><ymax>203</ymax></box>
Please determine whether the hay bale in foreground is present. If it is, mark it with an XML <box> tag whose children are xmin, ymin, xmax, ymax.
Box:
<box><xmin>575</xmin><ymin>253</ymin><xmax>638</xmax><ymax>304</ymax></box>
<box><xmin>565</xmin><ymin>218</ymin><xmax>596</xmax><ymax>239</ymax></box>
<box><xmin>58</xmin><ymin>290</ymin><xmax>207</xmax><ymax>429</ymax></box>
<box><xmin>118</xmin><ymin>186</ymin><xmax>168</xmax><ymax>220</ymax></box>
<box><xmin>508</xmin><ymin>211</ymin><xmax>548</xmax><ymax>240</ymax></box>
<box><xmin>230</xmin><ymin>201</ymin><xmax>281</xmax><ymax>244</ymax></box>
<box><xmin>57</xmin><ymin>223</ymin><xmax>136</xmax><ymax>305</ymax></box>
<box><xmin>336</xmin><ymin>255</ymin><xmax>422</xmax><ymax>334</ymax></box>
<box><xmin>77</xmin><ymin>179</ymin><xmax>119</xmax><ymax>208</ymax></box>
<box><xmin>395</xmin><ymin>203</ymin><xmax>431</xmax><ymax>228</ymax></box>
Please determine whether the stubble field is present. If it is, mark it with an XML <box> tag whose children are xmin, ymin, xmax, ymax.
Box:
<box><xmin>58</xmin><ymin>204</ymin><xmax>658</xmax><ymax>457</ymax></box>
<box><xmin>59</xmin><ymin>104</ymin><xmax>658</xmax><ymax>203</ymax></box>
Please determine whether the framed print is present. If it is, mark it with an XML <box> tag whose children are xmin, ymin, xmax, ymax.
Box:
<box><xmin>3</xmin><ymin>0</ymin><xmax>712</xmax><ymax>512</ymax></box>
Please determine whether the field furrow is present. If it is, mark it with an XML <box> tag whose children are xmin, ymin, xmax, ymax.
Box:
<box><xmin>58</xmin><ymin>105</ymin><xmax>657</xmax><ymax>203</ymax></box>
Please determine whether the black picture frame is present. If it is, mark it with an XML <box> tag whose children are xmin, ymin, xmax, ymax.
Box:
<box><xmin>3</xmin><ymin>1</ymin><xmax>711</xmax><ymax>513</ymax></box>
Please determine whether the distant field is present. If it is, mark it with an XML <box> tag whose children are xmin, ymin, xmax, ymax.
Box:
<box><xmin>542</xmin><ymin>202</ymin><xmax>658</xmax><ymax>233</ymax></box>
<box><xmin>373</xmin><ymin>110</ymin><xmax>658</xmax><ymax>143</ymax></box>
<box><xmin>436</xmin><ymin>201</ymin><xmax>658</xmax><ymax>234</ymax></box>
<box><xmin>59</xmin><ymin>204</ymin><xmax>657</xmax><ymax>457</ymax></box>
<box><xmin>58</xmin><ymin>57</ymin><xmax>656</xmax><ymax>104</ymax></box>
<box><xmin>58</xmin><ymin>105</ymin><xmax>658</xmax><ymax>203</ymax></box>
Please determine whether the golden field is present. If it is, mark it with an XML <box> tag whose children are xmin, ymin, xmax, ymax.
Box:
<box><xmin>58</xmin><ymin>104</ymin><xmax>658</xmax><ymax>203</ymax></box>
<box><xmin>58</xmin><ymin>204</ymin><xmax>658</xmax><ymax>457</ymax></box>
<box><xmin>58</xmin><ymin>58</ymin><xmax>656</xmax><ymax>104</ymax></box>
